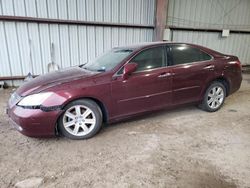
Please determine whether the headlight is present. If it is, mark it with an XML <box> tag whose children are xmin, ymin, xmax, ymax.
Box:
<box><xmin>9</xmin><ymin>92</ymin><xmax>22</xmax><ymax>107</ymax></box>
<box><xmin>18</xmin><ymin>92</ymin><xmax>53</xmax><ymax>107</ymax></box>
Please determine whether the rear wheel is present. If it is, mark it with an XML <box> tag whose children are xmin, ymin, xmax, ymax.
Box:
<box><xmin>199</xmin><ymin>81</ymin><xmax>226</xmax><ymax>112</ymax></box>
<box><xmin>58</xmin><ymin>99</ymin><xmax>103</xmax><ymax>139</ymax></box>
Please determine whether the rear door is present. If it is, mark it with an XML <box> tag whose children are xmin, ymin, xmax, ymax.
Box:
<box><xmin>168</xmin><ymin>44</ymin><xmax>214</xmax><ymax>105</ymax></box>
<box><xmin>111</xmin><ymin>46</ymin><xmax>173</xmax><ymax>118</ymax></box>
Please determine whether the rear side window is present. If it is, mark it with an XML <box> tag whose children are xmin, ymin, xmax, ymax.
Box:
<box><xmin>130</xmin><ymin>46</ymin><xmax>166</xmax><ymax>72</ymax></box>
<box><xmin>170</xmin><ymin>45</ymin><xmax>211</xmax><ymax>65</ymax></box>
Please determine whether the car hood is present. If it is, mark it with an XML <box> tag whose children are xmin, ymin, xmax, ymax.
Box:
<box><xmin>16</xmin><ymin>66</ymin><xmax>99</xmax><ymax>96</ymax></box>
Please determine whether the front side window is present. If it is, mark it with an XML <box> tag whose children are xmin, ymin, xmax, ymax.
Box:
<box><xmin>170</xmin><ymin>45</ymin><xmax>212</xmax><ymax>66</ymax></box>
<box><xmin>130</xmin><ymin>46</ymin><xmax>166</xmax><ymax>72</ymax></box>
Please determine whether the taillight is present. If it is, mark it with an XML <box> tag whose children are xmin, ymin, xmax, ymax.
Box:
<box><xmin>236</xmin><ymin>60</ymin><xmax>242</xmax><ymax>71</ymax></box>
<box><xmin>228</xmin><ymin>59</ymin><xmax>241</xmax><ymax>71</ymax></box>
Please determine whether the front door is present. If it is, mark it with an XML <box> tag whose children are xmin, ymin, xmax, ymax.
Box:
<box><xmin>111</xmin><ymin>46</ymin><xmax>173</xmax><ymax>118</ymax></box>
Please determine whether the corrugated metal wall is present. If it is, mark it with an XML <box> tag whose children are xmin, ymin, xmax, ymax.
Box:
<box><xmin>0</xmin><ymin>0</ymin><xmax>155</xmax><ymax>82</ymax></box>
<box><xmin>168</xmin><ymin>0</ymin><xmax>250</xmax><ymax>30</ymax></box>
<box><xmin>172</xmin><ymin>31</ymin><xmax>250</xmax><ymax>65</ymax></box>
<box><xmin>167</xmin><ymin>0</ymin><xmax>250</xmax><ymax>65</ymax></box>
<box><xmin>0</xmin><ymin>0</ymin><xmax>155</xmax><ymax>25</ymax></box>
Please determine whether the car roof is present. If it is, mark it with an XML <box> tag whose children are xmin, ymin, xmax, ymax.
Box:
<box><xmin>114</xmin><ymin>41</ymin><xmax>169</xmax><ymax>50</ymax></box>
<box><xmin>114</xmin><ymin>41</ymin><xmax>208</xmax><ymax>50</ymax></box>
<box><xmin>113</xmin><ymin>41</ymin><xmax>224</xmax><ymax>57</ymax></box>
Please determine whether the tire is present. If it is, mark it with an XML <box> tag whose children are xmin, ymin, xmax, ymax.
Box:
<box><xmin>199</xmin><ymin>81</ymin><xmax>226</xmax><ymax>112</ymax></box>
<box><xmin>58</xmin><ymin>99</ymin><xmax>103</xmax><ymax>139</ymax></box>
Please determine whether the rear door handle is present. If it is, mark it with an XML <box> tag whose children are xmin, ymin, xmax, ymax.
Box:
<box><xmin>158</xmin><ymin>72</ymin><xmax>173</xmax><ymax>78</ymax></box>
<box><xmin>204</xmin><ymin>64</ymin><xmax>215</xmax><ymax>70</ymax></box>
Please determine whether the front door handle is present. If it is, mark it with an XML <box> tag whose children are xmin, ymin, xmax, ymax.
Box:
<box><xmin>158</xmin><ymin>72</ymin><xmax>173</xmax><ymax>78</ymax></box>
<box><xmin>204</xmin><ymin>64</ymin><xmax>215</xmax><ymax>70</ymax></box>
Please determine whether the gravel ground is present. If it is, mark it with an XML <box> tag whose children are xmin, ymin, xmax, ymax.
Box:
<box><xmin>0</xmin><ymin>74</ymin><xmax>250</xmax><ymax>188</ymax></box>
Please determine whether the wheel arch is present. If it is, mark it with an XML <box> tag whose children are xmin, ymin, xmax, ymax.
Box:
<box><xmin>201</xmin><ymin>76</ymin><xmax>230</xmax><ymax>100</ymax></box>
<box><xmin>62</xmin><ymin>96</ymin><xmax>109</xmax><ymax>123</ymax></box>
<box><xmin>55</xmin><ymin>96</ymin><xmax>109</xmax><ymax>135</ymax></box>
<box><xmin>213</xmin><ymin>77</ymin><xmax>230</xmax><ymax>96</ymax></box>
<box><xmin>83</xmin><ymin>97</ymin><xmax>109</xmax><ymax>123</ymax></box>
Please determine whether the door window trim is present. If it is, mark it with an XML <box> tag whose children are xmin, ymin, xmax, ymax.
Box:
<box><xmin>114</xmin><ymin>45</ymin><xmax>168</xmax><ymax>76</ymax></box>
<box><xmin>167</xmin><ymin>44</ymin><xmax>214</xmax><ymax>67</ymax></box>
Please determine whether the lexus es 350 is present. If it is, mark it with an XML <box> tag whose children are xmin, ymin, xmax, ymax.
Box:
<box><xmin>7</xmin><ymin>42</ymin><xmax>242</xmax><ymax>139</ymax></box>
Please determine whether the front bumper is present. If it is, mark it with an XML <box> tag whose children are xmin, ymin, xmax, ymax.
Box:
<box><xmin>7</xmin><ymin>105</ymin><xmax>62</xmax><ymax>137</ymax></box>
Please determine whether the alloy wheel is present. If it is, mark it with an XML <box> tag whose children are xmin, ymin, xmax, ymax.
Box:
<box><xmin>63</xmin><ymin>105</ymin><xmax>96</xmax><ymax>136</ymax></box>
<box><xmin>207</xmin><ymin>86</ymin><xmax>225</xmax><ymax>109</ymax></box>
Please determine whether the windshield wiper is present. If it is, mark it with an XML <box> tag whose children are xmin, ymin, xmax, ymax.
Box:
<box><xmin>79</xmin><ymin>63</ymin><xmax>87</xmax><ymax>68</ymax></box>
<box><xmin>82</xmin><ymin>67</ymin><xmax>105</xmax><ymax>72</ymax></box>
<box><xmin>96</xmin><ymin>69</ymin><xmax>106</xmax><ymax>72</ymax></box>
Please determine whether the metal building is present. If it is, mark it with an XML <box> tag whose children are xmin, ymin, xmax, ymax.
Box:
<box><xmin>167</xmin><ymin>0</ymin><xmax>250</xmax><ymax>66</ymax></box>
<box><xmin>1</xmin><ymin>0</ymin><xmax>249</xmax><ymax>86</ymax></box>
<box><xmin>0</xmin><ymin>0</ymin><xmax>156</xmax><ymax>85</ymax></box>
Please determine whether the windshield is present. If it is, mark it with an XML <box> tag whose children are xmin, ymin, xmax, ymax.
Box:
<box><xmin>82</xmin><ymin>49</ymin><xmax>133</xmax><ymax>72</ymax></box>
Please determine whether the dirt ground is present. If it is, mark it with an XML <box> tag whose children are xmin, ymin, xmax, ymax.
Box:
<box><xmin>0</xmin><ymin>74</ymin><xmax>250</xmax><ymax>188</ymax></box>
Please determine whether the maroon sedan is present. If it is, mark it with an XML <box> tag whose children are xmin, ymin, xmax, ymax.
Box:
<box><xmin>7</xmin><ymin>42</ymin><xmax>242</xmax><ymax>139</ymax></box>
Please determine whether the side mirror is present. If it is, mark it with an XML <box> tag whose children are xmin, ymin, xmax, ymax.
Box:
<box><xmin>122</xmin><ymin>63</ymin><xmax>137</xmax><ymax>80</ymax></box>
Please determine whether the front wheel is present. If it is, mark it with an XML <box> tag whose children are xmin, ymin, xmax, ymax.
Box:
<box><xmin>58</xmin><ymin>99</ymin><xmax>103</xmax><ymax>139</ymax></box>
<box><xmin>199</xmin><ymin>82</ymin><xmax>226</xmax><ymax>112</ymax></box>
